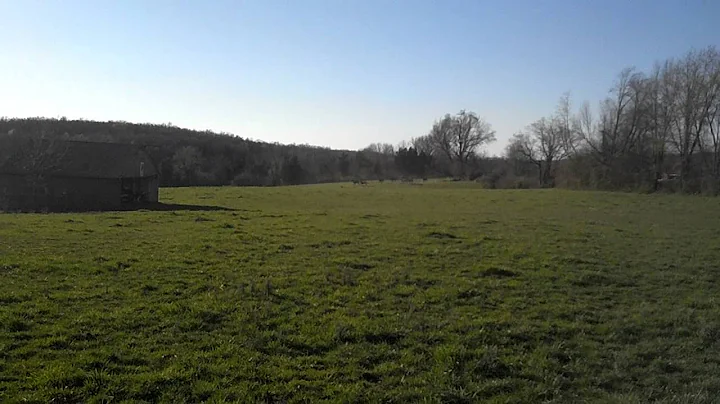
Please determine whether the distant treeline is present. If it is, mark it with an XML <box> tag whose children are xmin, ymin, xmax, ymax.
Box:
<box><xmin>0</xmin><ymin>112</ymin><xmax>496</xmax><ymax>187</ymax></box>
<box><xmin>2</xmin><ymin>46</ymin><xmax>718</xmax><ymax>194</ymax></box>
<box><xmin>0</xmin><ymin>118</ymin><xmax>404</xmax><ymax>187</ymax></box>
<box><xmin>499</xmin><ymin>46</ymin><xmax>720</xmax><ymax>194</ymax></box>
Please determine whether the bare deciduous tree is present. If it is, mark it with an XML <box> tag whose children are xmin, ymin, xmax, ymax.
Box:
<box><xmin>573</xmin><ymin>101</ymin><xmax>599</xmax><ymax>155</ymax></box>
<box><xmin>411</xmin><ymin>135</ymin><xmax>435</xmax><ymax>156</ymax></box>
<box><xmin>363</xmin><ymin>142</ymin><xmax>395</xmax><ymax>156</ymax></box>
<box><xmin>664</xmin><ymin>47</ymin><xmax>720</xmax><ymax>190</ymax></box>
<box><xmin>381</xmin><ymin>143</ymin><xmax>395</xmax><ymax>156</ymax></box>
<box><xmin>507</xmin><ymin>94</ymin><xmax>578</xmax><ymax>186</ymax></box>
<box><xmin>506</xmin><ymin>132</ymin><xmax>541</xmax><ymax>180</ymax></box>
<box><xmin>509</xmin><ymin>120</ymin><xmax>569</xmax><ymax>186</ymax></box>
<box><xmin>699</xmin><ymin>54</ymin><xmax>720</xmax><ymax>189</ymax></box>
<box><xmin>428</xmin><ymin>110</ymin><xmax>496</xmax><ymax>178</ymax></box>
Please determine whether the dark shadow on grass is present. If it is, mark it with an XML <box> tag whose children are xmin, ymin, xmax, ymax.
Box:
<box><xmin>1</xmin><ymin>202</ymin><xmax>236</xmax><ymax>213</ymax></box>
<box><xmin>428</xmin><ymin>231</ymin><xmax>459</xmax><ymax>239</ymax></box>
<box><xmin>120</xmin><ymin>202</ymin><xmax>236</xmax><ymax>212</ymax></box>
<box><xmin>482</xmin><ymin>267</ymin><xmax>518</xmax><ymax>278</ymax></box>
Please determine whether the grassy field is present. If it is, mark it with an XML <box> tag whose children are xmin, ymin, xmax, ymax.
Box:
<box><xmin>1</xmin><ymin>182</ymin><xmax>720</xmax><ymax>403</ymax></box>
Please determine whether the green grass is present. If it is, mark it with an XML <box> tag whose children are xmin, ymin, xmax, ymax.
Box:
<box><xmin>1</xmin><ymin>182</ymin><xmax>720</xmax><ymax>403</ymax></box>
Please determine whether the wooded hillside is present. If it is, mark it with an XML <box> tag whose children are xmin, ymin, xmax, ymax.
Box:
<box><xmin>0</xmin><ymin>118</ymin><xmax>397</xmax><ymax>187</ymax></box>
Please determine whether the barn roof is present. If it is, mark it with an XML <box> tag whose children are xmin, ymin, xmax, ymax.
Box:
<box><xmin>0</xmin><ymin>139</ymin><xmax>158</xmax><ymax>179</ymax></box>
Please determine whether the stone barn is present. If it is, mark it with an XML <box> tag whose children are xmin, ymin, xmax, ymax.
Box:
<box><xmin>0</xmin><ymin>139</ymin><xmax>159</xmax><ymax>212</ymax></box>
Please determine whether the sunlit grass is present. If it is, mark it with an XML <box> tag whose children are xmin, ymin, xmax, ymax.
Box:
<box><xmin>1</xmin><ymin>182</ymin><xmax>719</xmax><ymax>402</ymax></box>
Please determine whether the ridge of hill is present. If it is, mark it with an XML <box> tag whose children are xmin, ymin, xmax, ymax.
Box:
<box><xmin>0</xmin><ymin>117</ymin><xmax>388</xmax><ymax>187</ymax></box>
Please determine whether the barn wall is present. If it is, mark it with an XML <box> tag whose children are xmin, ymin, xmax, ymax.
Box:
<box><xmin>58</xmin><ymin>177</ymin><xmax>121</xmax><ymax>211</ymax></box>
<box><xmin>0</xmin><ymin>174</ymin><xmax>121</xmax><ymax>212</ymax></box>
<box><xmin>144</xmin><ymin>177</ymin><xmax>159</xmax><ymax>202</ymax></box>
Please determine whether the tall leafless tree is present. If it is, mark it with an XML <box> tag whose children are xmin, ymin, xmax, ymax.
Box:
<box><xmin>428</xmin><ymin>110</ymin><xmax>496</xmax><ymax>178</ymax></box>
<box><xmin>507</xmin><ymin>95</ymin><xmax>578</xmax><ymax>186</ymax></box>
<box><xmin>699</xmin><ymin>53</ymin><xmax>720</xmax><ymax>190</ymax></box>
<box><xmin>663</xmin><ymin>48</ymin><xmax>720</xmax><ymax>190</ymax></box>
<box><xmin>411</xmin><ymin>135</ymin><xmax>435</xmax><ymax>156</ymax></box>
<box><xmin>508</xmin><ymin>119</ymin><xmax>570</xmax><ymax>186</ymax></box>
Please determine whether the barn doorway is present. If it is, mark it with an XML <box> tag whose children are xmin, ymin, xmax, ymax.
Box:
<box><xmin>120</xmin><ymin>178</ymin><xmax>148</xmax><ymax>204</ymax></box>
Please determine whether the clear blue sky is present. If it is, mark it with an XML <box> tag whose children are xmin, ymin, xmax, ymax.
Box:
<box><xmin>1</xmin><ymin>0</ymin><xmax>718</xmax><ymax>155</ymax></box>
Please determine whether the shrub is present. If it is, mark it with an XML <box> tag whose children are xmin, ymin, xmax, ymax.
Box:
<box><xmin>479</xmin><ymin>172</ymin><xmax>539</xmax><ymax>189</ymax></box>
